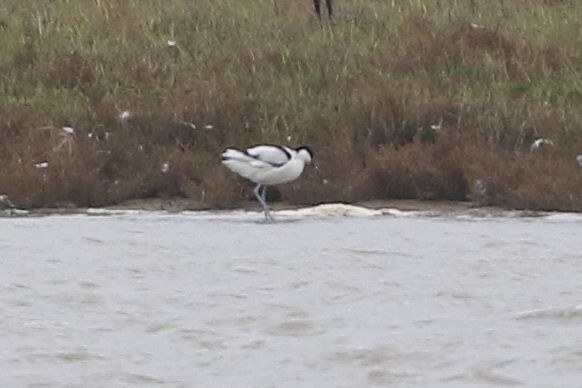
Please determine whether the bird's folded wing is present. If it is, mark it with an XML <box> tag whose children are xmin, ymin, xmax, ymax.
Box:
<box><xmin>246</xmin><ymin>145</ymin><xmax>290</xmax><ymax>166</ymax></box>
<box><xmin>248</xmin><ymin>159</ymin><xmax>272</xmax><ymax>168</ymax></box>
<box><xmin>222</xmin><ymin>148</ymin><xmax>273</xmax><ymax>170</ymax></box>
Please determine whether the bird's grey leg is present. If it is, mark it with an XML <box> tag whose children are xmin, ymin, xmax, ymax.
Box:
<box><xmin>261</xmin><ymin>185</ymin><xmax>274</xmax><ymax>221</ymax></box>
<box><xmin>253</xmin><ymin>183</ymin><xmax>264</xmax><ymax>209</ymax></box>
<box><xmin>253</xmin><ymin>184</ymin><xmax>273</xmax><ymax>222</ymax></box>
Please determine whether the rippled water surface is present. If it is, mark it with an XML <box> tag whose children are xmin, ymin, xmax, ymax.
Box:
<box><xmin>2</xmin><ymin>205</ymin><xmax>582</xmax><ymax>387</ymax></box>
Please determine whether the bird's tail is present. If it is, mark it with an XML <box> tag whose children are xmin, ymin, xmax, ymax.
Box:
<box><xmin>221</xmin><ymin>148</ymin><xmax>258</xmax><ymax>180</ymax></box>
<box><xmin>221</xmin><ymin>148</ymin><xmax>251</xmax><ymax>163</ymax></box>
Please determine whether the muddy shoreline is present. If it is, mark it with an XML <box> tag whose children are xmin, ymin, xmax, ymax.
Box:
<box><xmin>1</xmin><ymin>197</ymin><xmax>548</xmax><ymax>218</ymax></box>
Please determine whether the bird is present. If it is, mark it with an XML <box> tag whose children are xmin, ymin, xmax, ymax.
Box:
<box><xmin>221</xmin><ymin>145</ymin><xmax>314</xmax><ymax>221</ymax></box>
<box><xmin>530</xmin><ymin>137</ymin><xmax>554</xmax><ymax>152</ymax></box>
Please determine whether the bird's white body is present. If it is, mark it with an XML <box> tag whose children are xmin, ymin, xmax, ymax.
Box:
<box><xmin>530</xmin><ymin>138</ymin><xmax>554</xmax><ymax>152</ymax></box>
<box><xmin>221</xmin><ymin>145</ymin><xmax>314</xmax><ymax>221</ymax></box>
<box><xmin>222</xmin><ymin>145</ymin><xmax>312</xmax><ymax>185</ymax></box>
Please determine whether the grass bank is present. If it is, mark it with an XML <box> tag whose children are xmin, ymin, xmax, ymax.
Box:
<box><xmin>1</xmin><ymin>0</ymin><xmax>582</xmax><ymax>211</ymax></box>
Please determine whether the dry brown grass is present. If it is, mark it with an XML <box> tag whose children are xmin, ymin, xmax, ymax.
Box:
<box><xmin>0</xmin><ymin>0</ymin><xmax>582</xmax><ymax>211</ymax></box>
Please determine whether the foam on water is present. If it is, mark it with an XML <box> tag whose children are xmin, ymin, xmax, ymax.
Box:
<box><xmin>278</xmin><ymin>203</ymin><xmax>384</xmax><ymax>217</ymax></box>
<box><xmin>81</xmin><ymin>202</ymin><xmax>582</xmax><ymax>221</ymax></box>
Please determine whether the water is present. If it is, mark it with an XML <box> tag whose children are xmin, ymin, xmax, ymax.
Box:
<box><xmin>1</xmin><ymin>205</ymin><xmax>582</xmax><ymax>387</ymax></box>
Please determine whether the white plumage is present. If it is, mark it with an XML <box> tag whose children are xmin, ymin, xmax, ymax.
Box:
<box><xmin>222</xmin><ymin>145</ymin><xmax>314</xmax><ymax>221</ymax></box>
<box><xmin>530</xmin><ymin>138</ymin><xmax>554</xmax><ymax>152</ymax></box>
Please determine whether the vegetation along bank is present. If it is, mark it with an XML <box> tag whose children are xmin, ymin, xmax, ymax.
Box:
<box><xmin>0</xmin><ymin>0</ymin><xmax>581</xmax><ymax>211</ymax></box>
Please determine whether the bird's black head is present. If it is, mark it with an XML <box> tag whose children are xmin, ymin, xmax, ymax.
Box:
<box><xmin>296</xmin><ymin>146</ymin><xmax>314</xmax><ymax>158</ymax></box>
<box><xmin>294</xmin><ymin>146</ymin><xmax>313</xmax><ymax>165</ymax></box>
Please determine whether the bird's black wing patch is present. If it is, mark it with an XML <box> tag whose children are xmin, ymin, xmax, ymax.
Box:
<box><xmin>245</xmin><ymin>145</ymin><xmax>291</xmax><ymax>167</ymax></box>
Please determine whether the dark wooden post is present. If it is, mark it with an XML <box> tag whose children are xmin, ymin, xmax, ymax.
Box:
<box><xmin>314</xmin><ymin>0</ymin><xmax>333</xmax><ymax>20</ymax></box>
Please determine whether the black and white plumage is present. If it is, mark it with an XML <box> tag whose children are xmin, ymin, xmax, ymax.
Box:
<box><xmin>221</xmin><ymin>145</ymin><xmax>314</xmax><ymax>221</ymax></box>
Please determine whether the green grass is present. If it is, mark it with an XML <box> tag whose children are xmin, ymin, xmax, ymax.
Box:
<box><xmin>1</xmin><ymin>0</ymin><xmax>582</xmax><ymax>210</ymax></box>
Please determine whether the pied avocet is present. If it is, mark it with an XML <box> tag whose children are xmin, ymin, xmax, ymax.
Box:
<box><xmin>221</xmin><ymin>145</ymin><xmax>314</xmax><ymax>221</ymax></box>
